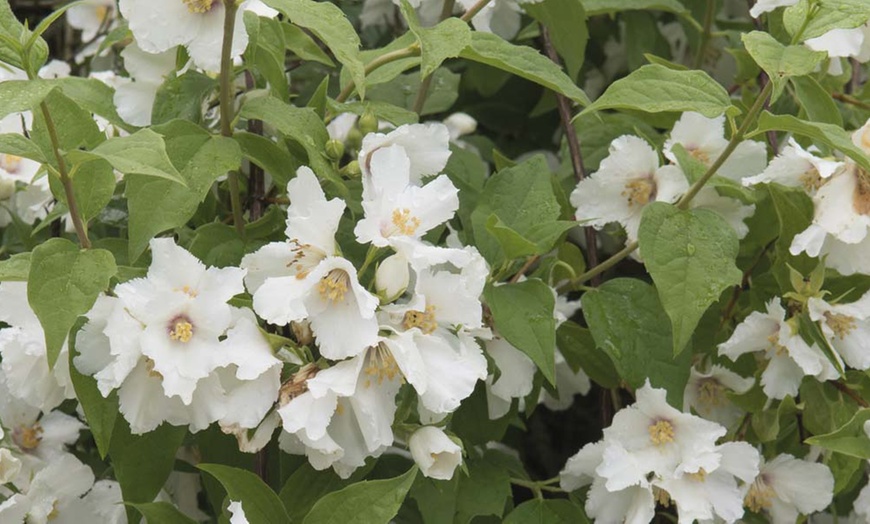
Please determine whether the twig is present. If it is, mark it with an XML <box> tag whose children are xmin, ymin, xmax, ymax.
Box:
<box><xmin>833</xmin><ymin>92</ymin><xmax>870</xmax><ymax>111</ymax></box>
<box><xmin>411</xmin><ymin>0</ymin><xmax>456</xmax><ymax>114</ymax></box>
<box><xmin>245</xmin><ymin>71</ymin><xmax>265</xmax><ymax>221</ymax></box>
<box><xmin>830</xmin><ymin>380</ymin><xmax>870</xmax><ymax>408</ymax></box>
<box><xmin>335</xmin><ymin>45</ymin><xmax>421</xmax><ymax>103</ymax></box>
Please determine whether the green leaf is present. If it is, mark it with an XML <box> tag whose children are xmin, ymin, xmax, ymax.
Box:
<box><xmin>791</xmin><ymin>75</ymin><xmax>843</xmax><ymax>127</ymax></box>
<box><xmin>0</xmin><ymin>252</ymin><xmax>31</xmax><ymax>282</ymax></box>
<box><xmin>556</xmin><ymin>321</ymin><xmax>620</xmax><ymax>388</ymax></box>
<box><xmin>485</xmin><ymin>279</ymin><xmax>557</xmax><ymax>385</ymax></box>
<box><xmin>199</xmin><ymin>464</ymin><xmax>291</xmax><ymax>524</ymax></box>
<box><xmin>0</xmin><ymin>0</ymin><xmax>48</xmax><ymax>71</ymax></box>
<box><xmin>188</xmin><ymin>223</ymin><xmax>245</xmax><ymax>268</ymax></box>
<box><xmin>638</xmin><ymin>202</ymin><xmax>742</xmax><ymax>354</ymax></box>
<box><xmin>245</xmin><ymin>13</ymin><xmax>290</xmax><ymax>101</ymax></box>
<box><xmin>262</xmin><ymin>0</ymin><xmax>365</xmax><ymax>98</ymax></box>
<box><xmin>582</xmin><ymin>0</ymin><xmax>687</xmax><ymax>16</ymax></box>
<box><xmin>279</xmin><ymin>463</ymin><xmax>359</xmax><ymax>521</ymax></box>
<box><xmin>454</xmin><ymin>451</ymin><xmax>512</xmax><ymax>524</ymax></box>
<box><xmin>525</xmin><ymin>0</ymin><xmax>588</xmax><ymax>80</ymax></box>
<box><xmin>68</xmin><ymin>129</ymin><xmax>185</xmax><ymax>185</ymax></box>
<box><xmin>470</xmin><ymin>156</ymin><xmax>563</xmax><ymax>266</ymax></box>
<box><xmin>128</xmin><ymin>502</ymin><xmax>197</xmax><ymax>524</ymax></box>
<box><xmin>27</xmin><ymin>238</ymin><xmax>116</xmax><ymax>367</ymax></box>
<box><xmin>459</xmin><ymin>32</ymin><xmax>590</xmax><ymax>106</ymax></box>
<box><xmin>31</xmin><ymin>89</ymin><xmax>105</xmax><ymax>162</ymax></box>
<box><xmin>0</xmin><ymin>133</ymin><xmax>47</xmax><ymax>163</ymax></box>
<box><xmin>302</xmin><ymin>467</ymin><xmax>417</xmax><ymax>524</ymax></box>
<box><xmin>63</xmin><ymin>159</ymin><xmax>117</xmax><ymax>221</ymax></box>
<box><xmin>400</xmin><ymin>0</ymin><xmax>471</xmax><ymax>79</ymax></box>
<box><xmin>785</xmin><ymin>0</ymin><xmax>870</xmax><ymax>40</ymax></box>
<box><xmin>50</xmin><ymin>77</ymin><xmax>130</xmax><ymax>129</ymax></box>
<box><xmin>240</xmin><ymin>96</ymin><xmax>345</xmax><ymax>197</ymax></box>
<box><xmin>582</xmin><ymin>64</ymin><xmax>732</xmax><ymax>118</ymax></box>
<box><xmin>766</xmin><ymin>184</ymin><xmax>815</xmax><ymax>286</ymax></box>
<box><xmin>741</xmin><ymin>31</ymin><xmax>825</xmax><ymax>99</ymax></box>
<box><xmin>151</xmin><ymin>71</ymin><xmax>218</xmax><ymax>126</ymax></box>
<box><xmin>0</xmin><ymin>81</ymin><xmax>55</xmax><ymax>120</ymax></box>
<box><xmin>109</xmin><ymin>419</ymin><xmax>187</xmax><ymax>518</ymax></box>
<box><xmin>504</xmin><ymin>499</ymin><xmax>589</xmax><ymax>523</ymax></box>
<box><xmin>582</xmin><ymin>278</ymin><xmax>691</xmax><ymax>407</ymax></box>
<box><xmin>751</xmin><ymin>395</ymin><xmax>797</xmax><ymax>442</ymax></box>
<box><xmin>367</xmin><ymin>68</ymin><xmax>459</xmax><ymax>117</ymax></box>
<box><xmin>127</xmin><ymin>132</ymin><xmax>241</xmax><ymax>261</ymax></box>
<box><xmin>806</xmin><ymin>408</ymin><xmax>870</xmax><ymax>459</ymax></box>
<box><xmin>752</xmin><ymin>112</ymin><xmax>870</xmax><ymax>173</ymax></box>
<box><xmin>69</xmin><ymin>321</ymin><xmax>118</xmax><ymax>458</ymax></box>
<box><xmin>235</xmin><ymin>131</ymin><xmax>299</xmax><ymax>190</ymax></box>
<box><xmin>283</xmin><ymin>24</ymin><xmax>335</xmax><ymax>67</ymax></box>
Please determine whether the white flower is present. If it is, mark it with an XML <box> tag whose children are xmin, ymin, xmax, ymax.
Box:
<box><xmin>119</xmin><ymin>0</ymin><xmax>264</xmax><ymax>72</ymax></box>
<box><xmin>67</xmin><ymin>0</ymin><xmax>117</xmax><ymax>41</ymax></box>
<box><xmin>0</xmin><ymin>114</ymin><xmax>51</xmax><ymax>228</ymax></box>
<box><xmin>0</xmin><ymin>282</ymin><xmax>75</xmax><ymax>412</ymax></box>
<box><xmin>718</xmin><ymin>299</ymin><xmax>839</xmax><ymax>399</ymax></box>
<box><xmin>75</xmin><ymin>239</ymin><xmax>281</xmax><ymax>434</ymax></box>
<box><xmin>654</xmin><ymin>442</ymin><xmax>759</xmax><ymax>524</ymax></box>
<box><xmin>354</xmin><ymin>126</ymin><xmax>459</xmax><ymax>252</ymax></box>
<box><xmin>743</xmin><ymin>454</ymin><xmax>834</xmax><ymax>523</ymax></box>
<box><xmin>358</xmin><ymin>123</ymin><xmax>452</xmax><ymax>184</ymax></box>
<box><xmin>243</xmin><ymin>167</ymin><xmax>379</xmax><ymax>360</ymax></box>
<box><xmin>278</xmin><ymin>349</ymin><xmax>401</xmax><ymax>478</ymax></box>
<box><xmin>0</xmin><ymin>448</ymin><xmax>21</xmax><ymax>484</ymax></box>
<box><xmin>689</xmin><ymin>186</ymin><xmax>756</xmax><ymax>239</ymax></box>
<box><xmin>806</xmin><ymin>24</ymin><xmax>870</xmax><ymax>75</ymax></box>
<box><xmin>408</xmin><ymin>426</ymin><xmax>462</xmax><ymax>480</ymax></box>
<box><xmin>485</xmin><ymin>335</ymin><xmax>536</xmax><ymax>420</ymax></box>
<box><xmin>326</xmin><ymin>113</ymin><xmax>358</xmax><ymax>143</ymax></box>
<box><xmin>683</xmin><ymin>365</ymin><xmax>753</xmax><ymax>428</ymax></box>
<box><xmin>228</xmin><ymin>500</ymin><xmax>249</xmax><ymax>524</ymax></box>
<box><xmin>664</xmin><ymin>112</ymin><xmax>767</xmax><ymax>182</ymax></box>
<box><xmin>854</xmin><ymin>481</ymin><xmax>870</xmax><ymax>522</ymax></box>
<box><xmin>456</xmin><ymin>0</ymin><xmax>522</xmax><ymax>40</ymax></box>
<box><xmin>743</xmin><ymin>138</ymin><xmax>843</xmax><ymax>195</ymax></box>
<box><xmin>808</xmin><ymin>291</ymin><xmax>870</xmax><ymax>370</ymax></box>
<box><xmin>114</xmin><ymin>43</ymin><xmax>176</xmax><ymax>127</ymax></box>
<box><xmin>82</xmin><ymin>480</ymin><xmax>126</xmax><ymax>524</ymax></box>
<box><xmin>560</xmin><ymin>441</ymin><xmax>657</xmax><ymax>524</ymax></box>
<box><xmin>596</xmin><ymin>381</ymin><xmax>726</xmax><ymax>492</ymax></box>
<box><xmin>749</xmin><ymin>0</ymin><xmax>798</xmax><ymax>17</ymax></box>
<box><xmin>443</xmin><ymin>112</ymin><xmax>477</xmax><ymax>141</ymax></box>
<box><xmin>571</xmin><ymin>135</ymin><xmax>689</xmax><ymax>245</ymax></box>
<box><xmin>0</xmin><ymin>454</ymin><xmax>99</xmax><ymax>523</ymax></box>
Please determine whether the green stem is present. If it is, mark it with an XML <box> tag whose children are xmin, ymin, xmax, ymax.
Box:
<box><xmin>559</xmin><ymin>81</ymin><xmax>775</xmax><ymax>290</ymax></box>
<box><xmin>509</xmin><ymin>478</ymin><xmax>566</xmax><ymax>496</ymax></box>
<box><xmin>358</xmin><ymin>245</ymin><xmax>381</xmax><ymax>277</ymax></box>
<box><xmin>220</xmin><ymin>0</ymin><xmax>245</xmax><ymax>238</ymax></box>
<box><xmin>460</xmin><ymin>0</ymin><xmax>492</xmax><ymax>22</ymax></box>
<box><xmin>335</xmin><ymin>45</ymin><xmax>421</xmax><ymax>103</ymax></box>
<box><xmin>693</xmin><ymin>0</ymin><xmax>714</xmax><ymax>69</ymax></box>
<box><xmin>411</xmin><ymin>0</ymin><xmax>456</xmax><ymax>114</ymax></box>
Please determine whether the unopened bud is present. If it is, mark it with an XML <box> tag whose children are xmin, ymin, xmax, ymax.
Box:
<box><xmin>358</xmin><ymin>109</ymin><xmax>379</xmax><ymax>137</ymax></box>
<box><xmin>0</xmin><ymin>178</ymin><xmax>14</xmax><ymax>201</ymax></box>
<box><xmin>340</xmin><ymin>160</ymin><xmax>362</xmax><ymax>178</ymax></box>
<box><xmin>375</xmin><ymin>254</ymin><xmax>410</xmax><ymax>303</ymax></box>
<box><xmin>346</xmin><ymin>127</ymin><xmax>363</xmax><ymax>151</ymax></box>
<box><xmin>444</xmin><ymin>112</ymin><xmax>477</xmax><ymax>140</ymax></box>
<box><xmin>325</xmin><ymin>139</ymin><xmax>345</xmax><ymax>161</ymax></box>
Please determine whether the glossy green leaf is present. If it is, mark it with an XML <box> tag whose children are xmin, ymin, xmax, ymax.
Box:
<box><xmin>199</xmin><ymin>464</ymin><xmax>291</xmax><ymax>524</ymax></box>
<box><xmin>303</xmin><ymin>467</ymin><xmax>417</xmax><ymax>524</ymax></box>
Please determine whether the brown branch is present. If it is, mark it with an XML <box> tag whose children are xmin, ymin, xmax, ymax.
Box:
<box><xmin>830</xmin><ymin>380</ymin><xmax>870</xmax><ymax>408</ymax></box>
<box><xmin>245</xmin><ymin>71</ymin><xmax>265</xmax><ymax>222</ymax></box>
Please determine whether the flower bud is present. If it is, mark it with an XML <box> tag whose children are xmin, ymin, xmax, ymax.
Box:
<box><xmin>375</xmin><ymin>254</ymin><xmax>409</xmax><ymax>303</ymax></box>
<box><xmin>346</xmin><ymin>127</ymin><xmax>363</xmax><ymax>151</ymax></box>
<box><xmin>409</xmin><ymin>426</ymin><xmax>462</xmax><ymax>480</ymax></box>
<box><xmin>0</xmin><ymin>448</ymin><xmax>21</xmax><ymax>484</ymax></box>
<box><xmin>358</xmin><ymin>109</ymin><xmax>379</xmax><ymax>137</ymax></box>
<box><xmin>0</xmin><ymin>178</ymin><xmax>14</xmax><ymax>201</ymax></box>
<box><xmin>340</xmin><ymin>160</ymin><xmax>362</xmax><ymax>178</ymax></box>
<box><xmin>443</xmin><ymin>112</ymin><xmax>477</xmax><ymax>140</ymax></box>
<box><xmin>325</xmin><ymin>139</ymin><xmax>345</xmax><ymax>162</ymax></box>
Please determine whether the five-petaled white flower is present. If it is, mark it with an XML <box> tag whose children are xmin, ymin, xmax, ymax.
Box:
<box><xmin>683</xmin><ymin>364</ymin><xmax>754</xmax><ymax>428</ymax></box>
<box><xmin>742</xmin><ymin>454</ymin><xmax>834</xmax><ymax>523</ymax></box>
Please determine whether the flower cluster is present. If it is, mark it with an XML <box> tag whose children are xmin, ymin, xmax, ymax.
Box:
<box><xmin>560</xmin><ymin>382</ymin><xmax>834</xmax><ymax>524</ymax></box>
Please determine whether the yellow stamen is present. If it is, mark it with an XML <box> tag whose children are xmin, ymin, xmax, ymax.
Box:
<box><xmin>648</xmin><ymin>419</ymin><xmax>675</xmax><ymax>445</ymax></box>
<box><xmin>402</xmin><ymin>305</ymin><xmax>438</xmax><ymax>334</ymax></box>
<box><xmin>391</xmin><ymin>208</ymin><xmax>421</xmax><ymax>236</ymax></box>
<box><xmin>688</xmin><ymin>147</ymin><xmax>711</xmax><ymax>165</ymax></box>
<box><xmin>363</xmin><ymin>343</ymin><xmax>402</xmax><ymax>387</ymax></box>
<box><xmin>14</xmin><ymin>423</ymin><xmax>43</xmax><ymax>451</ymax></box>
<box><xmin>0</xmin><ymin>154</ymin><xmax>22</xmax><ymax>173</ymax></box>
<box><xmin>799</xmin><ymin>168</ymin><xmax>824</xmax><ymax>192</ymax></box>
<box><xmin>744</xmin><ymin>478</ymin><xmax>775</xmax><ymax>513</ymax></box>
<box><xmin>176</xmin><ymin>285</ymin><xmax>198</xmax><ymax>297</ymax></box>
<box><xmin>145</xmin><ymin>358</ymin><xmax>163</xmax><ymax>379</ymax></box>
<box><xmin>825</xmin><ymin>311</ymin><xmax>856</xmax><ymax>339</ymax></box>
<box><xmin>767</xmin><ymin>331</ymin><xmax>788</xmax><ymax>356</ymax></box>
<box><xmin>622</xmin><ymin>178</ymin><xmax>656</xmax><ymax>207</ymax></box>
<box><xmin>697</xmin><ymin>378</ymin><xmax>724</xmax><ymax>407</ymax></box>
<box><xmin>183</xmin><ymin>0</ymin><xmax>216</xmax><ymax>13</ymax></box>
<box><xmin>653</xmin><ymin>486</ymin><xmax>671</xmax><ymax>507</ymax></box>
<box><xmin>687</xmin><ymin>468</ymin><xmax>707</xmax><ymax>482</ymax></box>
<box><xmin>318</xmin><ymin>269</ymin><xmax>350</xmax><ymax>303</ymax></box>
<box><xmin>170</xmin><ymin>320</ymin><xmax>194</xmax><ymax>343</ymax></box>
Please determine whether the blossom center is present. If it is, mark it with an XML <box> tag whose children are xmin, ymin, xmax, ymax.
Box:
<box><xmin>363</xmin><ymin>343</ymin><xmax>402</xmax><ymax>387</ymax></box>
<box><xmin>13</xmin><ymin>423</ymin><xmax>43</xmax><ymax>451</ymax></box>
<box><xmin>183</xmin><ymin>0</ymin><xmax>217</xmax><ymax>13</ymax></box>
<box><xmin>767</xmin><ymin>331</ymin><xmax>788</xmax><ymax>356</ymax></box>
<box><xmin>697</xmin><ymin>378</ymin><xmax>724</xmax><ymax>407</ymax></box>
<box><xmin>853</xmin><ymin>172</ymin><xmax>870</xmax><ymax>215</ymax></box>
<box><xmin>744</xmin><ymin>478</ymin><xmax>775</xmax><ymax>513</ymax></box>
<box><xmin>0</xmin><ymin>154</ymin><xmax>22</xmax><ymax>174</ymax></box>
<box><xmin>177</xmin><ymin>285</ymin><xmax>198</xmax><ymax>297</ymax></box>
<box><xmin>391</xmin><ymin>208</ymin><xmax>421</xmax><ymax>236</ymax></box>
<box><xmin>824</xmin><ymin>311</ymin><xmax>856</xmax><ymax>339</ymax></box>
<box><xmin>287</xmin><ymin>238</ymin><xmax>323</xmax><ymax>279</ymax></box>
<box><xmin>688</xmin><ymin>147</ymin><xmax>711</xmax><ymax>165</ymax></box>
<box><xmin>687</xmin><ymin>468</ymin><xmax>707</xmax><ymax>482</ymax></box>
<box><xmin>648</xmin><ymin>419</ymin><xmax>675</xmax><ymax>445</ymax></box>
<box><xmin>402</xmin><ymin>305</ymin><xmax>437</xmax><ymax>334</ymax></box>
<box><xmin>168</xmin><ymin>316</ymin><xmax>194</xmax><ymax>343</ymax></box>
<box><xmin>799</xmin><ymin>167</ymin><xmax>824</xmax><ymax>192</ymax></box>
<box><xmin>622</xmin><ymin>178</ymin><xmax>656</xmax><ymax>207</ymax></box>
<box><xmin>318</xmin><ymin>269</ymin><xmax>350</xmax><ymax>303</ymax></box>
